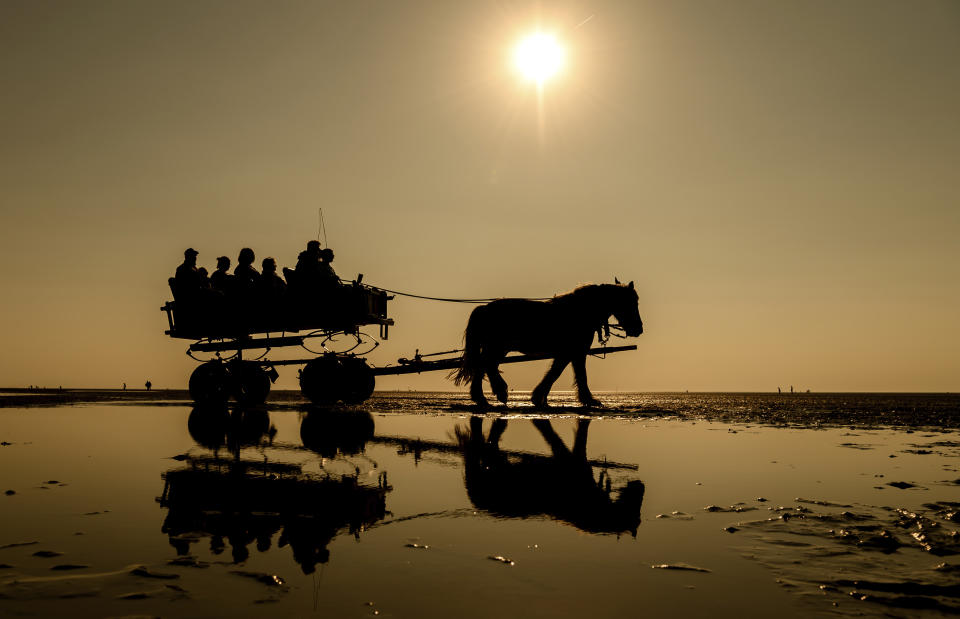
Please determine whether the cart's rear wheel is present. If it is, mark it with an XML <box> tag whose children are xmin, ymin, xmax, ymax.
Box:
<box><xmin>341</xmin><ymin>357</ymin><xmax>375</xmax><ymax>404</ymax></box>
<box><xmin>232</xmin><ymin>361</ymin><xmax>271</xmax><ymax>405</ymax></box>
<box><xmin>300</xmin><ymin>356</ymin><xmax>343</xmax><ymax>405</ymax></box>
<box><xmin>189</xmin><ymin>361</ymin><xmax>231</xmax><ymax>404</ymax></box>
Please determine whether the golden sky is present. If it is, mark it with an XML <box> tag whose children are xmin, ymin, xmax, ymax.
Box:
<box><xmin>1</xmin><ymin>0</ymin><xmax>958</xmax><ymax>391</ymax></box>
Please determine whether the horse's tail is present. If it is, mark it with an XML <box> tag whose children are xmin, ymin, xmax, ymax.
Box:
<box><xmin>451</xmin><ymin>305</ymin><xmax>487</xmax><ymax>385</ymax></box>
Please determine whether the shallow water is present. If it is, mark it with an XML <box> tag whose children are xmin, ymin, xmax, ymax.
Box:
<box><xmin>1</xmin><ymin>394</ymin><xmax>958</xmax><ymax>617</ymax></box>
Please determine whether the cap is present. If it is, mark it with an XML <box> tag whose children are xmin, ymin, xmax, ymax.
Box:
<box><xmin>185</xmin><ymin>248</ymin><xmax>199</xmax><ymax>257</ymax></box>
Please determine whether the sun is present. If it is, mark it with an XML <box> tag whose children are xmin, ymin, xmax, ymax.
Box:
<box><xmin>513</xmin><ymin>33</ymin><xmax>564</xmax><ymax>84</ymax></box>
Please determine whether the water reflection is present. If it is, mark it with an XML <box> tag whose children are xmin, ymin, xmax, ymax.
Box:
<box><xmin>161</xmin><ymin>405</ymin><xmax>389</xmax><ymax>574</ymax></box>
<box><xmin>186</xmin><ymin>404</ymin><xmax>276</xmax><ymax>454</ymax></box>
<box><xmin>160</xmin><ymin>408</ymin><xmax>646</xmax><ymax>575</ymax></box>
<box><xmin>300</xmin><ymin>409</ymin><xmax>375</xmax><ymax>459</ymax></box>
<box><xmin>455</xmin><ymin>417</ymin><xmax>645</xmax><ymax>536</ymax></box>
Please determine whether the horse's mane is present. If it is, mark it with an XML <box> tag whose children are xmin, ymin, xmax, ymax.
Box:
<box><xmin>547</xmin><ymin>283</ymin><xmax>621</xmax><ymax>306</ymax></box>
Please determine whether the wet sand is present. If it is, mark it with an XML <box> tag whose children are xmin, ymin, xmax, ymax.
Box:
<box><xmin>1</xmin><ymin>393</ymin><xmax>959</xmax><ymax>617</ymax></box>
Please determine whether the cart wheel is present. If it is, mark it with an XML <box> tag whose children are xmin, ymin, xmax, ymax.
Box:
<box><xmin>232</xmin><ymin>362</ymin><xmax>271</xmax><ymax>405</ymax></box>
<box><xmin>189</xmin><ymin>361</ymin><xmax>231</xmax><ymax>404</ymax></box>
<box><xmin>341</xmin><ymin>357</ymin><xmax>375</xmax><ymax>404</ymax></box>
<box><xmin>300</xmin><ymin>356</ymin><xmax>343</xmax><ymax>405</ymax></box>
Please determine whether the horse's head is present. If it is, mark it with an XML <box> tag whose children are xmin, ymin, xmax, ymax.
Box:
<box><xmin>611</xmin><ymin>281</ymin><xmax>643</xmax><ymax>337</ymax></box>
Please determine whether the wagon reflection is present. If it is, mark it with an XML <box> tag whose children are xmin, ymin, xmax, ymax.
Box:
<box><xmin>160</xmin><ymin>406</ymin><xmax>389</xmax><ymax>574</ymax></box>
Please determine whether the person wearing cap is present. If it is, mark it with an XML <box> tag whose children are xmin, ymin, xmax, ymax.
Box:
<box><xmin>174</xmin><ymin>248</ymin><xmax>203</xmax><ymax>291</ymax></box>
<box><xmin>294</xmin><ymin>241</ymin><xmax>322</xmax><ymax>278</ymax></box>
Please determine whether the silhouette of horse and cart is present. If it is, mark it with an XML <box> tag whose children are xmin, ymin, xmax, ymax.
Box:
<box><xmin>163</xmin><ymin>259</ymin><xmax>643</xmax><ymax>406</ymax></box>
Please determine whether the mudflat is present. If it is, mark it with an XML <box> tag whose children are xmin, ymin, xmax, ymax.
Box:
<box><xmin>1</xmin><ymin>392</ymin><xmax>958</xmax><ymax>617</ymax></box>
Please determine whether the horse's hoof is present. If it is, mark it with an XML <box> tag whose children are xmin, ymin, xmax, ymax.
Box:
<box><xmin>582</xmin><ymin>398</ymin><xmax>603</xmax><ymax>409</ymax></box>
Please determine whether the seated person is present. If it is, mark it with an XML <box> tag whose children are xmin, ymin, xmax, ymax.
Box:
<box><xmin>173</xmin><ymin>248</ymin><xmax>203</xmax><ymax>298</ymax></box>
<box><xmin>318</xmin><ymin>248</ymin><xmax>339</xmax><ymax>285</ymax></box>
<box><xmin>259</xmin><ymin>257</ymin><xmax>287</xmax><ymax>298</ymax></box>
<box><xmin>197</xmin><ymin>267</ymin><xmax>211</xmax><ymax>290</ymax></box>
<box><xmin>234</xmin><ymin>247</ymin><xmax>261</xmax><ymax>290</ymax></box>
<box><xmin>210</xmin><ymin>256</ymin><xmax>233</xmax><ymax>293</ymax></box>
<box><xmin>286</xmin><ymin>240</ymin><xmax>320</xmax><ymax>286</ymax></box>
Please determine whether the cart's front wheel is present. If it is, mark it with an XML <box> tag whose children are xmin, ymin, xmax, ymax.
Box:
<box><xmin>299</xmin><ymin>356</ymin><xmax>342</xmax><ymax>405</ymax></box>
<box><xmin>299</xmin><ymin>356</ymin><xmax>375</xmax><ymax>405</ymax></box>
<box><xmin>188</xmin><ymin>361</ymin><xmax>231</xmax><ymax>404</ymax></box>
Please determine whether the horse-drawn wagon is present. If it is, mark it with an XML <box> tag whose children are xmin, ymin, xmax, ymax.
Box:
<box><xmin>163</xmin><ymin>261</ymin><xmax>642</xmax><ymax>406</ymax></box>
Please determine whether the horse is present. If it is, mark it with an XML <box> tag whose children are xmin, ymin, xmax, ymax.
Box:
<box><xmin>451</xmin><ymin>281</ymin><xmax>643</xmax><ymax>407</ymax></box>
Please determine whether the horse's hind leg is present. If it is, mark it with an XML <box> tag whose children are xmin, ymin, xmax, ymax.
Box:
<box><xmin>486</xmin><ymin>362</ymin><xmax>508</xmax><ymax>404</ymax></box>
<box><xmin>532</xmin><ymin>358</ymin><xmax>569</xmax><ymax>408</ymax></box>
<box><xmin>572</xmin><ymin>356</ymin><xmax>602</xmax><ymax>408</ymax></box>
<box><xmin>469</xmin><ymin>371</ymin><xmax>488</xmax><ymax>406</ymax></box>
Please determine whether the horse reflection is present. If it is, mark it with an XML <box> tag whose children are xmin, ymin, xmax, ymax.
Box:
<box><xmin>160</xmin><ymin>406</ymin><xmax>389</xmax><ymax>574</ymax></box>
<box><xmin>455</xmin><ymin>417</ymin><xmax>644</xmax><ymax>536</ymax></box>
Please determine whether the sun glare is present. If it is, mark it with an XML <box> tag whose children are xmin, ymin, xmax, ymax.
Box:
<box><xmin>514</xmin><ymin>33</ymin><xmax>564</xmax><ymax>84</ymax></box>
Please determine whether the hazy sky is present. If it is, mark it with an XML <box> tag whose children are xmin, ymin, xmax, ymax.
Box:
<box><xmin>1</xmin><ymin>0</ymin><xmax>958</xmax><ymax>392</ymax></box>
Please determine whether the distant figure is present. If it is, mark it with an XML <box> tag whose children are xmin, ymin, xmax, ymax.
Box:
<box><xmin>790</xmin><ymin>385</ymin><xmax>794</xmax><ymax>394</ymax></box>
<box><xmin>318</xmin><ymin>248</ymin><xmax>338</xmax><ymax>284</ymax></box>
<box><xmin>259</xmin><ymin>257</ymin><xmax>287</xmax><ymax>298</ymax></box>
<box><xmin>174</xmin><ymin>248</ymin><xmax>202</xmax><ymax>292</ymax></box>
<box><xmin>210</xmin><ymin>256</ymin><xmax>233</xmax><ymax>293</ymax></box>
<box><xmin>778</xmin><ymin>386</ymin><xmax>781</xmax><ymax>394</ymax></box>
<box><xmin>145</xmin><ymin>381</ymin><xmax>152</xmax><ymax>391</ymax></box>
<box><xmin>234</xmin><ymin>248</ymin><xmax>261</xmax><ymax>289</ymax></box>
<box><xmin>122</xmin><ymin>382</ymin><xmax>127</xmax><ymax>391</ymax></box>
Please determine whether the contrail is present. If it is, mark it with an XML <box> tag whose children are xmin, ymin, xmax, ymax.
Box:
<box><xmin>574</xmin><ymin>14</ymin><xmax>595</xmax><ymax>29</ymax></box>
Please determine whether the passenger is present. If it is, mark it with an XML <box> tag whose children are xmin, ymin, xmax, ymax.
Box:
<box><xmin>259</xmin><ymin>257</ymin><xmax>287</xmax><ymax>297</ymax></box>
<box><xmin>318</xmin><ymin>248</ymin><xmax>339</xmax><ymax>284</ymax></box>
<box><xmin>210</xmin><ymin>256</ymin><xmax>233</xmax><ymax>293</ymax></box>
<box><xmin>174</xmin><ymin>248</ymin><xmax>203</xmax><ymax>295</ymax></box>
<box><xmin>294</xmin><ymin>241</ymin><xmax>322</xmax><ymax>278</ymax></box>
<box><xmin>197</xmin><ymin>267</ymin><xmax>211</xmax><ymax>290</ymax></box>
<box><xmin>234</xmin><ymin>247</ymin><xmax>261</xmax><ymax>290</ymax></box>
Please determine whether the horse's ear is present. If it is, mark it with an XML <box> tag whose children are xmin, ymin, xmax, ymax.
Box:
<box><xmin>628</xmin><ymin>280</ymin><xmax>634</xmax><ymax>289</ymax></box>
<box><xmin>614</xmin><ymin>277</ymin><xmax>621</xmax><ymax>285</ymax></box>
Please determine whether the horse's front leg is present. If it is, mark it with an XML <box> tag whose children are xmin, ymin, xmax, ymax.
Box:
<box><xmin>572</xmin><ymin>355</ymin><xmax>602</xmax><ymax>408</ymax></box>
<box><xmin>532</xmin><ymin>357</ymin><xmax>569</xmax><ymax>408</ymax></box>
